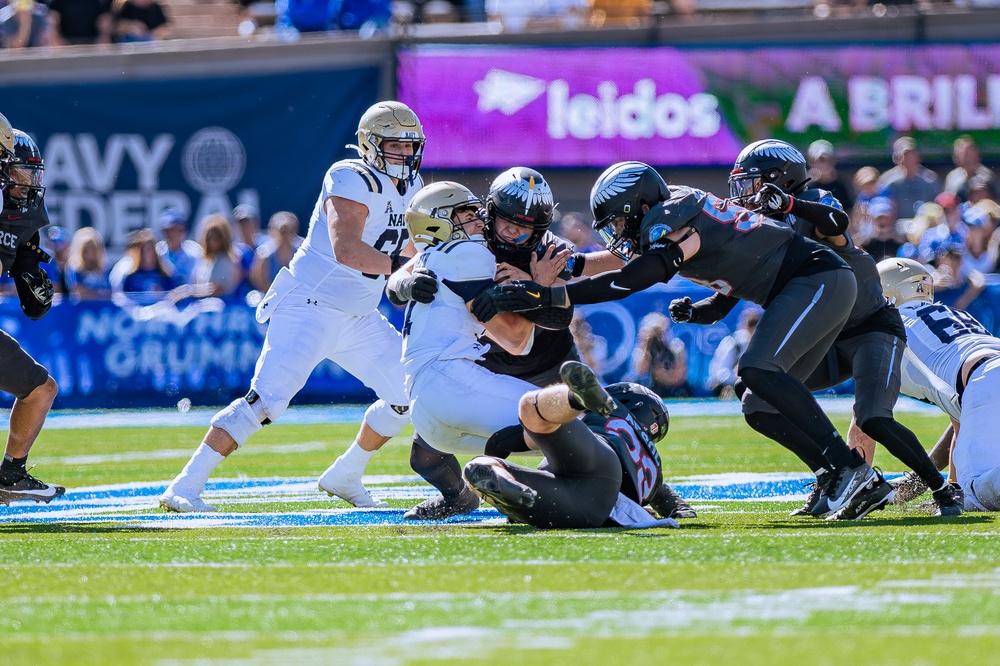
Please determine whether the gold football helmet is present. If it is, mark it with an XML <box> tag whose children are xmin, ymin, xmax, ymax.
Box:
<box><xmin>405</xmin><ymin>181</ymin><xmax>482</xmax><ymax>249</ymax></box>
<box><xmin>0</xmin><ymin>112</ymin><xmax>15</xmax><ymax>163</ymax></box>
<box><xmin>353</xmin><ymin>101</ymin><xmax>425</xmax><ymax>181</ymax></box>
<box><xmin>877</xmin><ymin>257</ymin><xmax>934</xmax><ymax>306</ymax></box>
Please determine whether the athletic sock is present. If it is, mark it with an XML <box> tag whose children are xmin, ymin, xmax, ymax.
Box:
<box><xmin>410</xmin><ymin>437</ymin><xmax>466</xmax><ymax>500</ymax></box>
<box><xmin>166</xmin><ymin>443</ymin><xmax>225</xmax><ymax>497</ymax></box>
<box><xmin>861</xmin><ymin>417</ymin><xmax>943</xmax><ymax>489</ymax></box>
<box><xmin>337</xmin><ymin>441</ymin><xmax>376</xmax><ymax>476</ymax></box>
<box><xmin>0</xmin><ymin>453</ymin><xmax>28</xmax><ymax>485</ymax></box>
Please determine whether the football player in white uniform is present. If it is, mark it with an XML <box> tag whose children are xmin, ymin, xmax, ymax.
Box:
<box><xmin>877</xmin><ymin>257</ymin><xmax>998</xmax><ymax>512</ymax></box>
<box><xmin>161</xmin><ymin>101</ymin><xmax>425</xmax><ymax>512</ymax></box>
<box><xmin>390</xmin><ymin>181</ymin><xmax>538</xmax><ymax>460</ymax></box>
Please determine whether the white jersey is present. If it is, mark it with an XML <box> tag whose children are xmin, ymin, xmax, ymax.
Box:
<box><xmin>402</xmin><ymin>240</ymin><xmax>497</xmax><ymax>391</ymax></box>
<box><xmin>897</xmin><ymin>300</ymin><xmax>1000</xmax><ymax>421</ymax></box>
<box><xmin>288</xmin><ymin>158</ymin><xmax>422</xmax><ymax>316</ymax></box>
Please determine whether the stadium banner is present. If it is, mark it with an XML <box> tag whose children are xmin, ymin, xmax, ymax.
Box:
<box><xmin>0</xmin><ymin>67</ymin><xmax>380</xmax><ymax>252</ymax></box>
<box><xmin>398</xmin><ymin>44</ymin><xmax>1000</xmax><ymax>168</ymax></box>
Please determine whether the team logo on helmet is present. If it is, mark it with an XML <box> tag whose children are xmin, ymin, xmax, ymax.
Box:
<box><xmin>591</xmin><ymin>163</ymin><xmax>645</xmax><ymax>207</ymax></box>
<box><xmin>498</xmin><ymin>172</ymin><xmax>553</xmax><ymax>219</ymax></box>
<box><xmin>733</xmin><ymin>140</ymin><xmax>806</xmax><ymax>172</ymax></box>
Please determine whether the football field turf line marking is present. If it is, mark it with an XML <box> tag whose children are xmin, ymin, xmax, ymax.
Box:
<box><xmin>30</xmin><ymin>442</ymin><xmax>331</xmax><ymax>466</ymax></box>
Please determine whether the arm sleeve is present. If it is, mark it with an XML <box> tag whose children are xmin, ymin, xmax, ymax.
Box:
<box><xmin>565</xmin><ymin>246</ymin><xmax>680</xmax><ymax>305</ymax></box>
<box><xmin>789</xmin><ymin>197</ymin><xmax>849</xmax><ymax>237</ymax></box>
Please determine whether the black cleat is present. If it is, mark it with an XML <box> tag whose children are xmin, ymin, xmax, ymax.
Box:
<box><xmin>789</xmin><ymin>476</ymin><xmax>826</xmax><ymax>517</ymax></box>
<box><xmin>464</xmin><ymin>459</ymin><xmax>537</xmax><ymax>512</ymax></box>
<box><xmin>889</xmin><ymin>471</ymin><xmax>931</xmax><ymax>505</ymax></box>
<box><xmin>812</xmin><ymin>461</ymin><xmax>877</xmax><ymax>517</ymax></box>
<box><xmin>931</xmin><ymin>482</ymin><xmax>964</xmax><ymax>517</ymax></box>
<box><xmin>825</xmin><ymin>470</ymin><xmax>894</xmax><ymax>521</ymax></box>
<box><xmin>647</xmin><ymin>483</ymin><xmax>697</xmax><ymax>519</ymax></box>
<box><xmin>559</xmin><ymin>361</ymin><xmax>614</xmax><ymax>417</ymax></box>
<box><xmin>0</xmin><ymin>473</ymin><xmax>66</xmax><ymax>504</ymax></box>
<box><xmin>403</xmin><ymin>488</ymin><xmax>480</xmax><ymax>521</ymax></box>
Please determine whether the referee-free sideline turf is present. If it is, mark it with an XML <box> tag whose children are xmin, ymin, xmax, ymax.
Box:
<box><xmin>2</xmin><ymin>410</ymin><xmax>998</xmax><ymax>666</ymax></box>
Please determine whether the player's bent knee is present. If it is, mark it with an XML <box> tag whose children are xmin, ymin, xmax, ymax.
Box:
<box><xmin>973</xmin><ymin>467</ymin><xmax>1000</xmax><ymax>511</ymax></box>
<box><xmin>364</xmin><ymin>399</ymin><xmax>410</xmax><ymax>438</ymax></box>
<box><xmin>210</xmin><ymin>390</ymin><xmax>273</xmax><ymax>447</ymax></box>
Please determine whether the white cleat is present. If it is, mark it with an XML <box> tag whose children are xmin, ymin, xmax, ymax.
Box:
<box><xmin>318</xmin><ymin>463</ymin><xmax>388</xmax><ymax>508</ymax></box>
<box><xmin>159</xmin><ymin>492</ymin><xmax>218</xmax><ymax>513</ymax></box>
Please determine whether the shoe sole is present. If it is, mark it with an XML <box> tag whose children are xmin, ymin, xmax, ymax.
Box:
<box><xmin>465</xmin><ymin>462</ymin><xmax>537</xmax><ymax>510</ymax></box>
<box><xmin>0</xmin><ymin>488</ymin><xmax>66</xmax><ymax>504</ymax></box>
<box><xmin>403</xmin><ymin>494</ymin><xmax>480</xmax><ymax>521</ymax></box>
<box><xmin>318</xmin><ymin>483</ymin><xmax>388</xmax><ymax>509</ymax></box>
<box><xmin>559</xmin><ymin>361</ymin><xmax>614</xmax><ymax>417</ymax></box>
<box><xmin>826</xmin><ymin>485</ymin><xmax>895</xmax><ymax>521</ymax></box>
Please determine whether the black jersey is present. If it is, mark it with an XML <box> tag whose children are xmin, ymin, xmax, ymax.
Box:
<box><xmin>640</xmin><ymin>186</ymin><xmax>811</xmax><ymax>305</ymax></box>
<box><xmin>0</xmin><ymin>202</ymin><xmax>50</xmax><ymax>270</ymax></box>
<box><xmin>582</xmin><ymin>402</ymin><xmax>663</xmax><ymax>506</ymax></box>
<box><xmin>788</xmin><ymin>189</ymin><xmax>905</xmax><ymax>340</ymax></box>
<box><xmin>478</xmin><ymin>230</ymin><xmax>577</xmax><ymax>379</ymax></box>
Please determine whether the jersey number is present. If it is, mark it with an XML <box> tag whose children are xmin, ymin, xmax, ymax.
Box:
<box><xmin>605</xmin><ymin>417</ymin><xmax>658</xmax><ymax>503</ymax></box>
<box><xmin>916</xmin><ymin>303</ymin><xmax>989</xmax><ymax>344</ymax></box>
<box><xmin>702</xmin><ymin>194</ymin><xmax>763</xmax><ymax>233</ymax></box>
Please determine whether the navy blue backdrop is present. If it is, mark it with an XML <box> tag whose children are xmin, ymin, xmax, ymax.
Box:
<box><xmin>0</xmin><ymin>66</ymin><xmax>381</xmax><ymax>249</ymax></box>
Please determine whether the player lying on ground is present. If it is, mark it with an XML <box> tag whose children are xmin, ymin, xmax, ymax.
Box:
<box><xmin>464</xmin><ymin>360</ymin><xmax>680</xmax><ymax>529</ymax></box>
<box><xmin>871</xmin><ymin>258</ymin><xmax>996</xmax><ymax>512</ymax></box>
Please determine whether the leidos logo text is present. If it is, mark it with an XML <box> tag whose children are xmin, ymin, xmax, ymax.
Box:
<box><xmin>475</xmin><ymin>69</ymin><xmax>722</xmax><ymax>141</ymax></box>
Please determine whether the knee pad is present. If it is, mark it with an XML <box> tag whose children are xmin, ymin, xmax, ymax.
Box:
<box><xmin>364</xmin><ymin>399</ymin><xmax>410</xmax><ymax>438</ymax></box>
<box><xmin>210</xmin><ymin>390</ymin><xmax>272</xmax><ymax>447</ymax></box>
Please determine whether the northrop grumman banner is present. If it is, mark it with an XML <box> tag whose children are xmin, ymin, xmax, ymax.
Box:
<box><xmin>0</xmin><ymin>67</ymin><xmax>379</xmax><ymax>250</ymax></box>
<box><xmin>398</xmin><ymin>45</ymin><xmax>1000</xmax><ymax>168</ymax></box>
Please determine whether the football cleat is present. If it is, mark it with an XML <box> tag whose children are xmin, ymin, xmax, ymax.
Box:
<box><xmin>403</xmin><ymin>488</ymin><xmax>480</xmax><ymax>521</ymax></box>
<box><xmin>159</xmin><ymin>492</ymin><xmax>217</xmax><ymax>513</ymax></box>
<box><xmin>812</xmin><ymin>461</ymin><xmax>878</xmax><ymax>516</ymax></box>
<box><xmin>559</xmin><ymin>361</ymin><xmax>615</xmax><ymax>417</ymax></box>
<box><xmin>317</xmin><ymin>462</ymin><xmax>388</xmax><ymax>508</ymax></box>
<box><xmin>464</xmin><ymin>458</ymin><xmax>537</xmax><ymax>512</ymax></box>
<box><xmin>889</xmin><ymin>471</ymin><xmax>930</xmax><ymax>505</ymax></box>
<box><xmin>0</xmin><ymin>472</ymin><xmax>64</xmax><ymax>504</ymax></box>
<box><xmin>790</xmin><ymin>473</ymin><xmax>828</xmax><ymax>517</ymax></box>
<box><xmin>825</xmin><ymin>471</ymin><xmax>894</xmax><ymax>521</ymax></box>
<box><xmin>931</xmin><ymin>482</ymin><xmax>964</xmax><ymax>517</ymax></box>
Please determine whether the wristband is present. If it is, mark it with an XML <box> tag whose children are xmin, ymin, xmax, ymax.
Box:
<box><xmin>570</xmin><ymin>252</ymin><xmax>586</xmax><ymax>278</ymax></box>
<box><xmin>390</xmin><ymin>252</ymin><xmax>405</xmax><ymax>274</ymax></box>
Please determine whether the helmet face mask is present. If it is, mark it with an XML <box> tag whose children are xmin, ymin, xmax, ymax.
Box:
<box><xmin>590</xmin><ymin>161</ymin><xmax>669</xmax><ymax>262</ymax></box>
<box><xmin>2</xmin><ymin>129</ymin><xmax>45</xmax><ymax>213</ymax></box>
<box><xmin>877</xmin><ymin>257</ymin><xmax>934</xmax><ymax>306</ymax></box>
<box><xmin>484</xmin><ymin>167</ymin><xmax>554</xmax><ymax>259</ymax></box>
<box><xmin>405</xmin><ymin>181</ymin><xmax>483</xmax><ymax>249</ymax></box>
<box><xmin>605</xmin><ymin>382</ymin><xmax>670</xmax><ymax>444</ymax></box>
<box><xmin>355</xmin><ymin>101</ymin><xmax>425</xmax><ymax>181</ymax></box>
<box><xmin>728</xmin><ymin>140</ymin><xmax>809</xmax><ymax>206</ymax></box>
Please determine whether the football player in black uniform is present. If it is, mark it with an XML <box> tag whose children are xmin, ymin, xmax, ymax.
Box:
<box><xmin>0</xmin><ymin>115</ymin><xmax>64</xmax><ymax>505</ymax></box>
<box><xmin>392</xmin><ymin>167</ymin><xmax>694</xmax><ymax>521</ymax></box>
<box><xmin>721</xmin><ymin>140</ymin><xmax>961</xmax><ymax>519</ymax></box>
<box><xmin>474</xmin><ymin>161</ymin><xmax>891</xmax><ymax>518</ymax></box>
<box><xmin>464</xmin><ymin>361</ymin><xmax>679</xmax><ymax>529</ymax></box>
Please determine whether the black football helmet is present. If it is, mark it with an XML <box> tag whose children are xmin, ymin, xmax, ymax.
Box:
<box><xmin>2</xmin><ymin>130</ymin><xmax>45</xmax><ymax>213</ymax></box>
<box><xmin>590</xmin><ymin>161</ymin><xmax>669</xmax><ymax>262</ymax></box>
<box><xmin>606</xmin><ymin>382</ymin><xmax>669</xmax><ymax>444</ymax></box>
<box><xmin>728</xmin><ymin>139</ymin><xmax>809</xmax><ymax>206</ymax></box>
<box><xmin>483</xmin><ymin>166</ymin><xmax>555</xmax><ymax>259</ymax></box>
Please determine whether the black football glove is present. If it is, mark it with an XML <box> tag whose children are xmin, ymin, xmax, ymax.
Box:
<box><xmin>471</xmin><ymin>286</ymin><xmax>501</xmax><ymax>323</ymax></box>
<box><xmin>394</xmin><ymin>267</ymin><xmax>438</xmax><ymax>304</ymax></box>
<box><xmin>16</xmin><ymin>266</ymin><xmax>54</xmax><ymax>320</ymax></box>
<box><xmin>751</xmin><ymin>182</ymin><xmax>792</xmax><ymax>215</ymax></box>
<box><xmin>668</xmin><ymin>296</ymin><xmax>694</xmax><ymax>323</ymax></box>
<box><xmin>492</xmin><ymin>280</ymin><xmax>568</xmax><ymax>313</ymax></box>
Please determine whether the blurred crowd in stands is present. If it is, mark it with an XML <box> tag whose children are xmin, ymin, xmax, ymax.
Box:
<box><xmin>0</xmin><ymin>204</ymin><xmax>303</xmax><ymax>307</ymax></box>
<box><xmin>6</xmin><ymin>0</ymin><xmax>1000</xmax><ymax>48</ymax></box>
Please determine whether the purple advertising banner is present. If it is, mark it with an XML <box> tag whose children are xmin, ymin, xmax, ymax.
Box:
<box><xmin>398</xmin><ymin>46</ymin><xmax>744</xmax><ymax>168</ymax></box>
<box><xmin>398</xmin><ymin>44</ymin><xmax>1000</xmax><ymax>168</ymax></box>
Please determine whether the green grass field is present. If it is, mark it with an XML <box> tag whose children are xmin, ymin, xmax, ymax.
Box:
<box><xmin>3</xmin><ymin>410</ymin><xmax>998</xmax><ymax>666</ymax></box>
